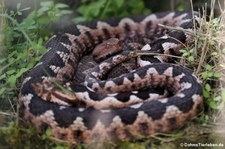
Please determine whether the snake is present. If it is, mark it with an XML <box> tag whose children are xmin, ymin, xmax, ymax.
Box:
<box><xmin>19</xmin><ymin>11</ymin><xmax>203</xmax><ymax>143</ymax></box>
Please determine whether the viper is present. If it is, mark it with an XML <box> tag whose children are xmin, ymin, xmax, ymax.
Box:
<box><xmin>19</xmin><ymin>11</ymin><xmax>203</xmax><ymax>143</ymax></box>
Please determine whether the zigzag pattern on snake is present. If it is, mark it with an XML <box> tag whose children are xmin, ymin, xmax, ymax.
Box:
<box><xmin>19</xmin><ymin>11</ymin><xmax>203</xmax><ymax>143</ymax></box>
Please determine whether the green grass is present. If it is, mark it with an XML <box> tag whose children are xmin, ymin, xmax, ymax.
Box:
<box><xmin>0</xmin><ymin>0</ymin><xmax>225</xmax><ymax>148</ymax></box>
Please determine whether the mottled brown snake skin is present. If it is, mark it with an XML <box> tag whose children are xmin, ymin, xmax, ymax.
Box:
<box><xmin>19</xmin><ymin>11</ymin><xmax>203</xmax><ymax>143</ymax></box>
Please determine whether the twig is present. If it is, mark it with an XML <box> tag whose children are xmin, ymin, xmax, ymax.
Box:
<box><xmin>158</xmin><ymin>24</ymin><xmax>206</xmax><ymax>37</ymax></box>
<box><xmin>128</xmin><ymin>50</ymin><xmax>182</xmax><ymax>59</ymax></box>
<box><xmin>0</xmin><ymin>111</ymin><xmax>17</xmax><ymax>117</ymax></box>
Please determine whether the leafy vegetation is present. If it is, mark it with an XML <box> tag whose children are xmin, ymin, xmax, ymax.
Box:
<box><xmin>180</xmin><ymin>15</ymin><xmax>225</xmax><ymax>110</ymax></box>
<box><xmin>0</xmin><ymin>0</ymin><xmax>225</xmax><ymax>148</ymax></box>
<box><xmin>0</xmin><ymin>1</ymin><xmax>72</xmax><ymax>112</ymax></box>
<box><xmin>0</xmin><ymin>1</ymin><xmax>73</xmax><ymax>148</ymax></box>
<box><xmin>73</xmin><ymin>0</ymin><xmax>150</xmax><ymax>23</ymax></box>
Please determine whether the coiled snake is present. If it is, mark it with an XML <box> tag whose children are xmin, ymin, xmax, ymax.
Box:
<box><xmin>19</xmin><ymin>11</ymin><xmax>203</xmax><ymax>143</ymax></box>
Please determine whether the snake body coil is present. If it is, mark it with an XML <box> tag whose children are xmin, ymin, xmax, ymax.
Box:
<box><xmin>19</xmin><ymin>11</ymin><xmax>203</xmax><ymax>143</ymax></box>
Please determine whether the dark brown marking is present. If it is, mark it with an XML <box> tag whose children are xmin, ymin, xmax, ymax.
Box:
<box><xmin>138</xmin><ymin>122</ymin><xmax>149</xmax><ymax>135</ymax></box>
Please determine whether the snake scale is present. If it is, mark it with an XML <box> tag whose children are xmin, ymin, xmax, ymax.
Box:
<box><xmin>19</xmin><ymin>11</ymin><xmax>203</xmax><ymax>143</ymax></box>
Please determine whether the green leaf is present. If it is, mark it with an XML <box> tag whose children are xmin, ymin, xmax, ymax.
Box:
<box><xmin>0</xmin><ymin>88</ymin><xmax>6</xmax><ymax>96</ymax></box>
<box><xmin>73</xmin><ymin>17</ymin><xmax>87</xmax><ymax>23</ymax></box>
<box><xmin>60</xmin><ymin>10</ymin><xmax>72</xmax><ymax>15</ymax></box>
<box><xmin>15</xmin><ymin>68</ymin><xmax>29</xmax><ymax>78</ymax></box>
<box><xmin>188</xmin><ymin>56</ymin><xmax>194</xmax><ymax>62</ymax></box>
<box><xmin>179</xmin><ymin>49</ymin><xmax>187</xmax><ymax>53</ymax></box>
<box><xmin>6</xmin><ymin>68</ymin><xmax>28</xmax><ymax>87</ymax></box>
<box><xmin>211</xmin><ymin>52</ymin><xmax>218</xmax><ymax>56</ymax></box>
<box><xmin>201</xmin><ymin>72</ymin><xmax>208</xmax><ymax>79</ymax></box>
<box><xmin>40</xmin><ymin>1</ymin><xmax>54</xmax><ymax>8</ymax></box>
<box><xmin>182</xmin><ymin>52</ymin><xmax>189</xmax><ymax>57</ymax></box>
<box><xmin>42</xmin><ymin>128</ymin><xmax>52</xmax><ymax>139</ymax></box>
<box><xmin>36</xmin><ymin>16</ymin><xmax>50</xmax><ymax>24</ymax></box>
<box><xmin>54</xmin><ymin>146</ymin><xmax>70</xmax><ymax>149</ymax></box>
<box><xmin>6</xmin><ymin>69</ymin><xmax>15</xmax><ymax>75</ymax></box>
<box><xmin>20</xmin><ymin>7</ymin><xmax>31</xmax><ymax>12</ymax></box>
<box><xmin>207</xmin><ymin>72</ymin><xmax>213</xmax><ymax>77</ymax></box>
<box><xmin>205</xmin><ymin>84</ymin><xmax>211</xmax><ymax>92</ymax></box>
<box><xmin>37</xmin><ymin>6</ymin><xmax>50</xmax><ymax>15</ymax></box>
<box><xmin>189</xmin><ymin>48</ymin><xmax>194</xmax><ymax>53</ymax></box>
<box><xmin>7</xmin><ymin>75</ymin><xmax>17</xmax><ymax>87</ymax></box>
<box><xmin>17</xmin><ymin>11</ymin><xmax>22</xmax><ymax>16</ymax></box>
<box><xmin>211</xmin><ymin>18</ymin><xmax>220</xmax><ymax>25</ymax></box>
<box><xmin>206</xmin><ymin>64</ymin><xmax>212</xmax><ymax>71</ymax></box>
<box><xmin>115</xmin><ymin>0</ymin><xmax>125</xmax><ymax>7</ymax></box>
<box><xmin>222</xmin><ymin>48</ymin><xmax>225</xmax><ymax>54</ymax></box>
<box><xmin>10</xmin><ymin>10</ymin><xmax>14</xmax><ymax>15</ymax></box>
<box><xmin>214</xmin><ymin>96</ymin><xmax>221</xmax><ymax>101</ymax></box>
<box><xmin>216</xmin><ymin>103</ymin><xmax>224</xmax><ymax>109</ymax></box>
<box><xmin>213</xmin><ymin>72</ymin><xmax>221</xmax><ymax>78</ymax></box>
<box><xmin>55</xmin><ymin>3</ymin><xmax>69</xmax><ymax>9</ymax></box>
<box><xmin>209</xmin><ymin>100</ymin><xmax>224</xmax><ymax>110</ymax></box>
<box><xmin>208</xmin><ymin>39</ymin><xmax>215</xmax><ymax>45</ymax></box>
<box><xmin>203</xmin><ymin>89</ymin><xmax>210</xmax><ymax>98</ymax></box>
<box><xmin>0</xmin><ymin>74</ymin><xmax>6</xmax><ymax>80</ymax></box>
<box><xmin>46</xmin><ymin>129</ymin><xmax>52</xmax><ymax>137</ymax></box>
<box><xmin>16</xmin><ymin>3</ymin><xmax>21</xmax><ymax>11</ymax></box>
